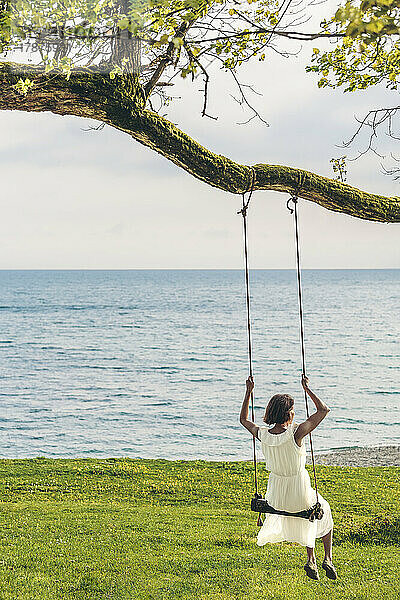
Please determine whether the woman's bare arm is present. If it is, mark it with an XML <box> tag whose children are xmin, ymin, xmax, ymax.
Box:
<box><xmin>294</xmin><ymin>375</ymin><xmax>330</xmax><ymax>446</ymax></box>
<box><xmin>239</xmin><ymin>376</ymin><xmax>259</xmax><ymax>440</ymax></box>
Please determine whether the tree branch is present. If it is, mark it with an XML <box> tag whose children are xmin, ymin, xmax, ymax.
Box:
<box><xmin>0</xmin><ymin>62</ymin><xmax>399</xmax><ymax>223</ymax></box>
<box><xmin>144</xmin><ymin>19</ymin><xmax>194</xmax><ymax>98</ymax></box>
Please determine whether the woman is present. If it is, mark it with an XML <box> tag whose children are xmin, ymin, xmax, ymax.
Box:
<box><xmin>239</xmin><ymin>375</ymin><xmax>337</xmax><ymax>581</ymax></box>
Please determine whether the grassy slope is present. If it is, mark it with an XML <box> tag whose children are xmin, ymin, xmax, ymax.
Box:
<box><xmin>0</xmin><ymin>458</ymin><xmax>399</xmax><ymax>599</ymax></box>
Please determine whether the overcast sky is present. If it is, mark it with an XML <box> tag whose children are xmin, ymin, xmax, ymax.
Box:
<box><xmin>1</xmin><ymin>31</ymin><xmax>399</xmax><ymax>269</ymax></box>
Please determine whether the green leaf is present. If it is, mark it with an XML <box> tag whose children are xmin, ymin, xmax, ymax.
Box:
<box><xmin>117</xmin><ymin>18</ymin><xmax>129</xmax><ymax>30</ymax></box>
<box><xmin>173</xmin><ymin>37</ymin><xmax>183</xmax><ymax>48</ymax></box>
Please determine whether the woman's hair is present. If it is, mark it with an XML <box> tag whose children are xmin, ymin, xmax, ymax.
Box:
<box><xmin>263</xmin><ymin>394</ymin><xmax>294</xmax><ymax>425</ymax></box>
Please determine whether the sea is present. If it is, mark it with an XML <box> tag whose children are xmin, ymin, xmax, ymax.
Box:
<box><xmin>0</xmin><ymin>269</ymin><xmax>399</xmax><ymax>461</ymax></box>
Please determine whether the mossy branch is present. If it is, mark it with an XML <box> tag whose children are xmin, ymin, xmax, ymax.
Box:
<box><xmin>1</xmin><ymin>62</ymin><xmax>399</xmax><ymax>223</ymax></box>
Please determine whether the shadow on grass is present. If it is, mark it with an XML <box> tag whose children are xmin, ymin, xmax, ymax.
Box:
<box><xmin>336</xmin><ymin>516</ymin><xmax>400</xmax><ymax>546</ymax></box>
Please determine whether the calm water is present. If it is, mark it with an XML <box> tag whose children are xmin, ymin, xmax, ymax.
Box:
<box><xmin>0</xmin><ymin>269</ymin><xmax>399</xmax><ymax>460</ymax></box>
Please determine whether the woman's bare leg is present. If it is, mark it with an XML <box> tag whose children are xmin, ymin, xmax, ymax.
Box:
<box><xmin>304</xmin><ymin>546</ymin><xmax>319</xmax><ymax>579</ymax></box>
<box><xmin>306</xmin><ymin>546</ymin><xmax>316</xmax><ymax>564</ymax></box>
<box><xmin>322</xmin><ymin>529</ymin><xmax>333</xmax><ymax>562</ymax></box>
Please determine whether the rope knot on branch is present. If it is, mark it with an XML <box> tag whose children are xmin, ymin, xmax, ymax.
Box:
<box><xmin>287</xmin><ymin>172</ymin><xmax>305</xmax><ymax>213</ymax></box>
<box><xmin>237</xmin><ymin>203</ymin><xmax>249</xmax><ymax>218</ymax></box>
<box><xmin>237</xmin><ymin>166</ymin><xmax>256</xmax><ymax>218</ymax></box>
<box><xmin>286</xmin><ymin>195</ymin><xmax>298</xmax><ymax>214</ymax></box>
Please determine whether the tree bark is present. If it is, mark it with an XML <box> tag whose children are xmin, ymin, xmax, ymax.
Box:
<box><xmin>1</xmin><ymin>62</ymin><xmax>399</xmax><ymax>223</ymax></box>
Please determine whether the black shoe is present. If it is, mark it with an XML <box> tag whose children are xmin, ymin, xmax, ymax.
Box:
<box><xmin>304</xmin><ymin>561</ymin><xmax>319</xmax><ymax>580</ymax></box>
<box><xmin>322</xmin><ymin>559</ymin><xmax>338</xmax><ymax>580</ymax></box>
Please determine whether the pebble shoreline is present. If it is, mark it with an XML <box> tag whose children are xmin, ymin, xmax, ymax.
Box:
<box><xmin>309</xmin><ymin>445</ymin><xmax>400</xmax><ymax>467</ymax></box>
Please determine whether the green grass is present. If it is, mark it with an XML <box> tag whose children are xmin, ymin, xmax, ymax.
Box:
<box><xmin>0</xmin><ymin>457</ymin><xmax>399</xmax><ymax>599</ymax></box>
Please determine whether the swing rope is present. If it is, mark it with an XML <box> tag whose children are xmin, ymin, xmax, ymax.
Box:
<box><xmin>238</xmin><ymin>168</ymin><xmax>258</xmax><ymax>495</ymax></box>
<box><xmin>287</xmin><ymin>193</ymin><xmax>319</xmax><ymax>503</ymax></box>
<box><xmin>238</xmin><ymin>170</ymin><xmax>323</xmax><ymax>523</ymax></box>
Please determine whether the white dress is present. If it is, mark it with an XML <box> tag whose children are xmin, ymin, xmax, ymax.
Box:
<box><xmin>256</xmin><ymin>422</ymin><xmax>333</xmax><ymax>548</ymax></box>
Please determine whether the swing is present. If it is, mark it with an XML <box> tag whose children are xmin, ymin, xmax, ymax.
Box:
<box><xmin>239</xmin><ymin>170</ymin><xmax>324</xmax><ymax>524</ymax></box>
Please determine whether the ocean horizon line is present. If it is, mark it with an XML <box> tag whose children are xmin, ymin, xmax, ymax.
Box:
<box><xmin>0</xmin><ymin>267</ymin><xmax>399</xmax><ymax>272</ymax></box>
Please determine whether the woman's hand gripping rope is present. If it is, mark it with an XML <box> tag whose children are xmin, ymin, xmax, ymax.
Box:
<box><xmin>246</xmin><ymin>375</ymin><xmax>254</xmax><ymax>393</ymax></box>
